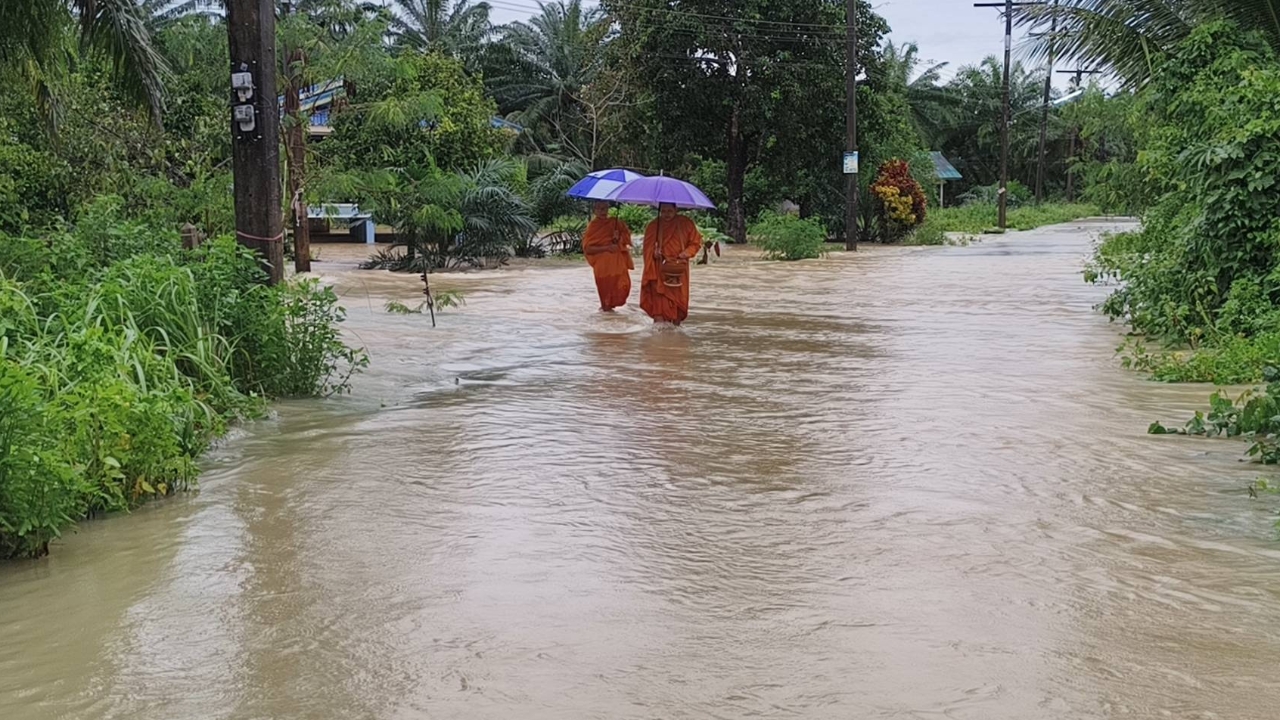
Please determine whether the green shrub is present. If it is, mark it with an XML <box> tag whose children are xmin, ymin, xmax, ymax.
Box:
<box><xmin>927</xmin><ymin>203</ymin><xmax>1097</xmax><ymax>235</ymax></box>
<box><xmin>0</xmin><ymin>357</ymin><xmax>80</xmax><ymax>558</ymax></box>
<box><xmin>958</xmin><ymin>181</ymin><xmax>1032</xmax><ymax>209</ymax></box>
<box><xmin>1087</xmin><ymin>23</ymin><xmax>1280</xmax><ymax>350</ymax></box>
<box><xmin>906</xmin><ymin>222</ymin><xmax>948</xmax><ymax>246</ymax></box>
<box><xmin>0</xmin><ymin>230</ymin><xmax>365</xmax><ymax>558</ymax></box>
<box><xmin>614</xmin><ymin>204</ymin><xmax>656</xmax><ymax>235</ymax></box>
<box><xmin>750</xmin><ymin>213</ymin><xmax>827</xmax><ymax>261</ymax></box>
<box><xmin>1121</xmin><ymin>332</ymin><xmax>1280</xmax><ymax>385</ymax></box>
<box><xmin>0</xmin><ymin>140</ymin><xmax>72</xmax><ymax>233</ymax></box>
<box><xmin>268</xmin><ymin>279</ymin><xmax>367</xmax><ymax>397</ymax></box>
<box><xmin>544</xmin><ymin>215</ymin><xmax>587</xmax><ymax>256</ymax></box>
<box><xmin>1152</xmin><ymin>367</ymin><xmax>1280</xmax><ymax>465</ymax></box>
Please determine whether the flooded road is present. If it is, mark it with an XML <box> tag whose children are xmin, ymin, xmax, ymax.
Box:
<box><xmin>5</xmin><ymin>220</ymin><xmax>1280</xmax><ymax>719</ymax></box>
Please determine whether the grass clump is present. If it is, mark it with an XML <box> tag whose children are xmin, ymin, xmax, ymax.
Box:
<box><xmin>920</xmin><ymin>202</ymin><xmax>1099</xmax><ymax>236</ymax></box>
<box><xmin>750</xmin><ymin>213</ymin><xmax>827</xmax><ymax>261</ymax></box>
<box><xmin>0</xmin><ymin>213</ymin><xmax>365</xmax><ymax>559</ymax></box>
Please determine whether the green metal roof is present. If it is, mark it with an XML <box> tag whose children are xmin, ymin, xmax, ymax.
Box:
<box><xmin>930</xmin><ymin>151</ymin><xmax>963</xmax><ymax>181</ymax></box>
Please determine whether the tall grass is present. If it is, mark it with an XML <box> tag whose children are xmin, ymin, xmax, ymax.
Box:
<box><xmin>908</xmin><ymin>202</ymin><xmax>1100</xmax><ymax>244</ymax></box>
<box><xmin>0</xmin><ymin>218</ymin><xmax>365</xmax><ymax>558</ymax></box>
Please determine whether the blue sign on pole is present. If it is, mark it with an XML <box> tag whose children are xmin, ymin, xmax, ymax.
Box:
<box><xmin>843</xmin><ymin>151</ymin><xmax>859</xmax><ymax>175</ymax></box>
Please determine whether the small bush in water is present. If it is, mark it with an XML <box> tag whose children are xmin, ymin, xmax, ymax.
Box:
<box><xmin>1151</xmin><ymin>367</ymin><xmax>1280</xmax><ymax>465</ymax></box>
<box><xmin>750</xmin><ymin>213</ymin><xmax>827</xmax><ymax>261</ymax></box>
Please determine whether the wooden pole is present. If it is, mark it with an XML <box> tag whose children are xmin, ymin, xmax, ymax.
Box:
<box><xmin>975</xmin><ymin>1</ymin><xmax>1047</xmax><ymax>227</ymax></box>
<box><xmin>284</xmin><ymin>3</ymin><xmax>311</xmax><ymax>274</ymax></box>
<box><xmin>1034</xmin><ymin>0</ymin><xmax>1058</xmax><ymax>203</ymax></box>
<box><xmin>1065</xmin><ymin>126</ymin><xmax>1077</xmax><ymax>202</ymax></box>
<box><xmin>227</xmin><ymin>0</ymin><xmax>284</xmax><ymax>284</ymax></box>
<box><xmin>844</xmin><ymin>0</ymin><xmax>860</xmax><ymax>251</ymax></box>
<box><xmin>998</xmin><ymin>0</ymin><xmax>1012</xmax><ymax>229</ymax></box>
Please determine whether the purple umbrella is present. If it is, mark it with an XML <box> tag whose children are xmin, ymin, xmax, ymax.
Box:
<box><xmin>612</xmin><ymin>176</ymin><xmax>716</xmax><ymax>210</ymax></box>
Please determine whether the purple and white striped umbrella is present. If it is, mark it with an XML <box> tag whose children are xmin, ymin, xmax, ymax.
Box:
<box><xmin>565</xmin><ymin>168</ymin><xmax>647</xmax><ymax>201</ymax></box>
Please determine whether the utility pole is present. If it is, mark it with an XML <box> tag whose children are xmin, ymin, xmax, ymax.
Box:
<box><xmin>1056</xmin><ymin>68</ymin><xmax>1102</xmax><ymax>201</ymax></box>
<box><xmin>975</xmin><ymin>1</ymin><xmax>1043</xmax><ymax>230</ymax></box>
<box><xmin>227</xmin><ymin>0</ymin><xmax>284</xmax><ymax>284</ymax></box>
<box><xmin>1034</xmin><ymin>0</ymin><xmax>1058</xmax><ymax>203</ymax></box>
<box><xmin>844</xmin><ymin>0</ymin><xmax>860</xmax><ymax>251</ymax></box>
<box><xmin>283</xmin><ymin>1</ymin><xmax>311</xmax><ymax>274</ymax></box>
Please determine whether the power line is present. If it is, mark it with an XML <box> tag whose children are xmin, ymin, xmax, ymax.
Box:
<box><xmin>484</xmin><ymin>0</ymin><xmax>853</xmax><ymax>35</ymax></box>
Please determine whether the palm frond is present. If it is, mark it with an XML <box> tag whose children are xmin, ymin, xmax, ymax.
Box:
<box><xmin>1014</xmin><ymin>0</ymin><xmax>1216</xmax><ymax>85</ymax></box>
<box><xmin>76</xmin><ymin>0</ymin><xmax>171</xmax><ymax>123</ymax></box>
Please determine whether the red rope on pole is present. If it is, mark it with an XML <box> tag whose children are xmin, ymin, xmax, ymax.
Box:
<box><xmin>236</xmin><ymin>230</ymin><xmax>286</xmax><ymax>243</ymax></box>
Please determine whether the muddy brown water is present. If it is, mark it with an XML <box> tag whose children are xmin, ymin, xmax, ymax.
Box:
<box><xmin>4</xmin><ymin>221</ymin><xmax>1280</xmax><ymax>719</ymax></box>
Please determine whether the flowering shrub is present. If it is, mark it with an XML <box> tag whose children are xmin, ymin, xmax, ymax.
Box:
<box><xmin>870</xmin><ymin>159</ymin><xmax>927</xmax><ymax>242</ymax></box>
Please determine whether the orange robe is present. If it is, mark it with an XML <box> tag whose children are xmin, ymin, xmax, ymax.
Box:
<box><xmin>583</xmin><ymin>217</ymin><xmax>634</xmax><ymax>310</ymax></box>
<box><xmin>640</xmin><ymin>215</ymin><xmax>703</xmax><ymax>325</ymax></box>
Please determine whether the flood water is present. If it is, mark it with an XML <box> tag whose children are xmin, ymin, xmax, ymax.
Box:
<box><xmin>5</xmin><ymin>220</ymin><xmax>1280</xmax><ymax>719</ymax></box>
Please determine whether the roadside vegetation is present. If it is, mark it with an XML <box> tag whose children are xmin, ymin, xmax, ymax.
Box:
<box><xmin>916</xmin><ymin>201</ymin><xmax>1098</xmax><ymax>240</ymax></box>
<box><xmin>1084</xmin><ymin>23</ymin><xmax>1280</xmax><ymax>391</ymax></box>
<box><xmin>1010</xmin><ymin>4</ymin><xmax>1280</xmax><ymax>471</ymax></box>
<box><xmin>0</xmin><ymin>213</ymin><xmax>364</xmax><ymax>558</ymax></box>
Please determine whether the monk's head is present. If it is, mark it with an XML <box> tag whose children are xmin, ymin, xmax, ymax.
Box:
<box><xmin>659</xmin><ymin>203</ymin><xmax>678</xmax><ymax>221</ymax></box>
<box><xmin>592</xmin><ymin>200</ymin><xmax>611</xmax><ymax>219</ymax></box>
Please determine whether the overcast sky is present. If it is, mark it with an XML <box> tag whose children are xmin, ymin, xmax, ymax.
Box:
<box><xmin>483</xmin><ymin>0</ymin><xmax>1072</xmax><ymax>88</ymax></box>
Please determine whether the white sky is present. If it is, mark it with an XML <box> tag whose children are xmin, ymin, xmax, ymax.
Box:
<box><xmin>483</xmin><ymin>0</ymin><xmax>1074</xmax><ymax>89</ymax></box>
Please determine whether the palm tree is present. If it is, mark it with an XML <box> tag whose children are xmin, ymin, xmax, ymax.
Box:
<box><xmin>1016</xmin><ymin>0</ymin><xmax>1280</xmax><ymax>85</ymax></box>
<box><xmin>389</xmin><ymin>0</ymin><xmax>493</xmax><ymax>67</ymax></box>
<box><xmin>875</xmin><ymin>40</ymin><xmax>957</xmax><ymax>147</ymax></box>
<box><xmin>936</xmin><ymin>56</ymin><xmax>1049</xmax><ymax>191</ymax></box>
<box><xmin>353</xmin><ymin>159</ymin><xmax>536</xmax><ymax>272</ymax></box>
<box><xmin>0</xmin><ymin>1</ymin><xmax>169</xmax><ymax>124</ymax></box>
<box><xmin>486</xmin><ymin>0</ymin><xmax>611</xmax><ymax>160</ymax></box>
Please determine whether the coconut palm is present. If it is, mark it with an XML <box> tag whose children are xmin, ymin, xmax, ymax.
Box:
<box><xmin>389</xmin><ymin>0</ymin><xmax>493</xmax><ymax>66</ymax></box>
<box><xmin>0</xmin><ymin>1</ymin><xmax>169</xmax><ymax>124</ymax></box>
<box><xmin>1015</xmin><ymin>0</ymin><xmax>1280</xmax><ymax>86</ymax></box>
<box><xmin>485</xmin><ymin>0</ymin><xmax>611</xmax><ymax>159</ymax></box>
<box><xmin>874</xmin><ymin>40</ymin><xmax>957</xmax><ymax>146</ymax></box>
<box><xmin>935</xmin><ymin>56</ymin><xmax>1049</xmax><ymax>190</ymax></box>
<box><xmin>351</xmin><ymin>158</ymin><xmax>536</xmax><ymax>272</ymax></box>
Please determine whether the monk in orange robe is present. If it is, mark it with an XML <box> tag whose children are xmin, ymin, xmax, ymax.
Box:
<box><xmin>582</xmin><ymin>200</ymin><xmax>634</xmax><ymax>311</ymax></box>
<box><xmin>640</xmin><ymin>203</ymin><xmax>703</xmax><ymax>325</ymax></box>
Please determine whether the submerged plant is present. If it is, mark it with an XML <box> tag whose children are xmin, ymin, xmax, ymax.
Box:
<box><xmin>749</xmin><ymin>213</ymin><xmax>827</xmax><ymax>261</ymax></box>
<box><xmin>1151</xmin><ymin>367</ymin><xmax>1280</xmax><ymax>464</ymax></box>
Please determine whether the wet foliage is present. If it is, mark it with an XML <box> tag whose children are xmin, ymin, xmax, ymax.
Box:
<box><xmin>1088</xmin><ymin>23</ymin><xmax>1280</xmax><ymax>385</ymax></box>
<box><xmin>1151</xmin><ymin>368</ymin><xmax>1280</xmax><ymax>465</ymax></box>
<box><xmin>0</xmin><ymin>206</ymin><xmax>365</xmax><ymax>559</ymax></box>
<box><xmin>750</xmin><ymin>214</ymin><xmax>827</xmax><ymax>262</ymax></box>
<box><xmin>871</xmin><ymin>160</ymin><xmax>928</xmax><ymax>243</ymax></box>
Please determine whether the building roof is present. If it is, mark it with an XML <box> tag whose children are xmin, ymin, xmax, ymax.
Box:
<box><xmin>930</xmin><ymin>151</ymin><xmax>963</xmax><ymax>181</ymax></box>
